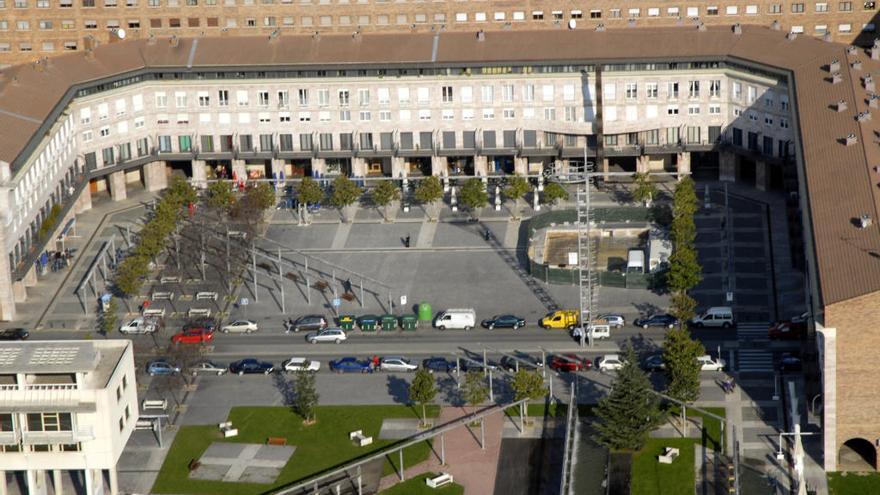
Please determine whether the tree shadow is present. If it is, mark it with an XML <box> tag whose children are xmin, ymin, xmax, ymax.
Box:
<box><xmin>272</xmin><ymin>371</ymin><xmax>296</xmax><ymax>407</ymax></box>
<box><xmin>632</xmin><ymin>301</ymin><xmax>663</xmax><ymax>317</ymax></box>
<box><xmin>437</xmin><ymin>375</ymin><xmax>465</xmax><ymax>406</ymax></box>
<box><xmin>385</xmin><ymin>375</ymin><xmax>410</xmax><ymax>405</ymax></box>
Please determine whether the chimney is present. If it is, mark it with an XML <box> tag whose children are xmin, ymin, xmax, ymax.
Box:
<box><xmin>845</xmin><ymin>133</ymin><xmax>858</xmax><ymax>146</ymax></box>
<box><xmin>847</xmin><ymin>46</ymin><xmax>858</xmax><ymax>55</ymax></box>
<box><xmin>837</xmin><ymin>99</ymin><xmax>848</xmax><ymax>112</ymax></box>
<box><xmin>733</xmin><ymin>23</ymin><xmax>742</xmax><ymax>35</ymax></box>
<box><xmin>786</xmin><ymin>32</ymin><xmax>798</xmax><ymax>41</ymax></box>
<box><xmin>852</xmin><ymin>60</ymin><xmax>863</xmax><ymax>71</ymax></box>
<box><xmin>830</xmin><ymin>59</ymin><xmax>841</xmax><ymax>72</ymax></box>
<box><xmin>268</xmin><ymin>28</ymin><xmax>281</xmax><ymax>42</ymax></box>
<box><xmin>351</xmin><ymin>30</ymin><xmax>361</xmax><ymax>41</ymax></box>
<box><xmin>872</xmin><ymin>46</ymin><xmax>880</xmax><ymax>60</ymax></box>
<box><xmin>874</xmin><ymin>37</ymin><xmax>880</xmax><ymax>49</ymax></box>
<box><xmin>147</xmin><ymin>33</ymin><xmax>157</xmax><ymax>45</ymax></box>
<box><xmin>628</xmin><ymin>18</ymin><xmax>637</xmax><ymax>27</ymax></box>
<box><xmin>831</xmin><ymin>72</ymin><xmax>843</xmax><ymax>84</ymax></box>
<box><xmin>476</xmin><ymin>30</ymin><xmax>485</xmax><ymax>41</ymax></box>
<box><xmin>866</xmin><ymin>74</ymin><xmax>875</xmax><ymax>92</ymax></box>
<box><xmin>675</xmin><ymin>16</ymin><xmax>684</xmax><ymax>26</ymax></box>
<box><xmin>822</xmin><ymin>32</ymin><xmax>833</xmax><ymax>42</ymax></box>
<box><xmin>595</xmin><ymin>23</ymin><xmax>606</xmax><ymax>32</ymax></box>
<box><xmin>860</xmin><ymin>214</ymin><xmax>873</xmax><ymax>228</ymax></box>
<box><xmin>871</xmin><ymin>94</ymin><xmax>880</xmax><ymax>108</ymax></box>
<box><xmin>697</xmin><ymin>22</ymin><xmax>707</xmax><ymax>32</ymax></box>
<box><xmin>312</xmin><ymin>31</ymin><xmax>320</xmax><ymax>40</ymax></box>
<box><xmin>169</xmin><ymin>35</ymin><xmax>179</xmax><ymax>48</ymax></box>
<box><xmin>771</xmin><ymin>20</ymin><xmax>781</xmax><ymax>31</ymax></box>
<box><xmin>857</xmin><ymin>111</ymin><xmax>872</xmax><ymax>122</ymax></box>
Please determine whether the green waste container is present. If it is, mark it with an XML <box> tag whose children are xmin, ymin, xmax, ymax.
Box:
<box><xmin>400</xmin><ymin>315</ymin><xmax>418</xmax><ymax>331</ymax></box>
<box><xmin>381</xmin><ymin>314</ymin><xmax>398</xmax><ymax>331</ymax></box>
<box><xmin>358</xmin><ymin>314</ymin><xmax>379</xmax><ymax>332</ymax></box>
<box><xmin>338</xmin><ymin>315</ymin><xmax>355</xmax><ymax>331</ymax></box>
<box><xmin>418</xmin><ymin>302</ymin><xmax>433</xmax><ymax>322</ymax></box>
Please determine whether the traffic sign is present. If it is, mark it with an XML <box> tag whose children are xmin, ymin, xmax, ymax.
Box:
<box><xmin>240</xmin><ymin>298</ymin><xmax>249</xmax><ymax>306</ymax></box>
<box><xmin>332</xmin><ymin>298</ymin><xmax>341</xmax><ymax>307</ymax></box>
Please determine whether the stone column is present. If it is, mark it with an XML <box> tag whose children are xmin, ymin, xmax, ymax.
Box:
<box><xmin>109</xmin><ymin>171</ymin><xmax>127</xmax><ymax>202</ymax></box>
<box><xmin>143</xmin><ymin>161</ymin><xmax>168</xmax><ymax>192</ymax></box>
<box><xmin>231</xmin><ymin>160</ymin><xmax>247</xmax><ymax>181</ymax></box>
<box><xmin>52</xmin><ymin>470</ymin><xmax>63</xmax><ymax>495</ymax></box>
<box><xmin>474</xmin><ymin>155</ymin><xmax>489</xmax><ymax>176</ymax></box>
<box><xmin>191</xmin><ymin>159</ymin><xmax>207</xmax><ymax>188</ymax></box>
<box><xmin>0</xmin><ymin>470</ymin><xmax>7</xmax><ymax>495</ymax></box>
<box><xmin>350</xmin><ymin>157</ymin><xmax>367</xmax><ymax>177</ymax></box>
<box><xmin>391</xmin><ymin>157</ymin><xmax>406</xmax><ymax>178</ymax></box>
<box><xmin>719</xmin><ymin>151</ymin><xmax>736</xmax><ymax>182</ymax></box>
<box><xmin>755</xmin><ymin>160</ymin><xmax>768</xmax><ymax>191</ymax></box>
<box><xmin>430</xmin><ymin>156</ymin><xmax>448</xmax><ymax>176</ymax></box>
<box><xmin>310</xmin><ymin>158</ymin><xmax>327</xmax><ymax>177</ymax></box>
<box><xmin>83</xmin><ymin>469</ymin><xmax>104</xmax><ymax>495</ymax></box>
<box><xmin>514</xmin><ymin>156</ymin><xmax>528</xmax><ymax>175</ymax></box>
<box><xmin>636</xmin><ymin>155</ymin><xmax>650</xmax><ymax>174</ymax></box>
<box><xmin>75</xmin><ymin>185</ymin><xmax>92</xmax><ymax>213</ymax></box>
<box><xmin>26</xmin><ymin>470</ymin><xmax>47</xmax><ymax>495</ymax></box>
<box><xmin>677</xmin><ymin>151</ymin><xmax>692</xmax><ymax>180</ymax></box>
<box><xmin>108</xmin><ymin>467</ymin><xmax>118</xmax><ymax>495</ymax></box>
<box><xmin>270</xmin><ymin>158</ymin><xmax>285</xmax><ymax>179</ymax></box>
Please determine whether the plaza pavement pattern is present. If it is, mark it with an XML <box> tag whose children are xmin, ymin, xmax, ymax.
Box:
<box><xmin>190</xmin><ymin>442</ymin><xmax>295</xmax><ymax>483</ymax></box>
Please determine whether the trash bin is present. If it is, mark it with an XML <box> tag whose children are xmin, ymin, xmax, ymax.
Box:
<box><xmin>400</xmin><ymin>315</ymin><xmax>418</xmax><ymax>331</ymax></box>
<box><xmin>338</xmin><ymin>315</ymin><xmax>355</xmax><ymax>331</ymax></box>
<box><xmin>418</xmin><ymin>302</ymin><xmax>433</xmax><ymax>322</ymax></box>
<box><xmin>381</xmin><ymin>314</ymin><xmax>398</xmax><ymax>331</ymax></box>
<box><xmin>358</xmin><ymin>314</ymin><xmax>379</xmax><ymax>332</ymax></box>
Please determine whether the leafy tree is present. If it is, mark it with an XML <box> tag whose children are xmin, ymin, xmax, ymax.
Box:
<box><xmin>673</xmin><ymin>176</ymin><xmax>698</xmax><ymax>218</ymax></box>
<box><xmin>542</xmin><ymin>182</ymin><xmax>569</xmax><ymax>206</ymax></box>
<box><xmin>663</xmin><ymin>326</ymin><xmax>705</xmax><ymax>403</ymax></box>
<box><xmin>294</xmin><ymin>370</ymin><xmax>319</xmax><ymax>424</ymax></box>
<box><xmin>167</xmin><ymin>175</ymin><xmax>197</xmax><ymax>206</ymax></box>
<box><xmin>371</xmin><ymin>180</ymin><xmax>401</xmax><ymax>208</ymax></box>
<box><xmin>667</xmin><ymin>245</ymin><xmax>702</xmax><ymax>293</ymax></box>
<box><xmin>414</xmin><ymin>176</ymin><xmax>443</xmax><ymax>205</ymax></box>
<box><xmin>166</xmin><ymin>342</ymin><xmax>206</xmax><ymax>384</ymax></box>
<box><xmin>669</xmin><ymin>291</ymin><xmax>698</xmax><ymax>323</ymax></box>
<box><xmin>329</xmin><ymin>175</ymin><xmax>364</xmax><ymax>209</ymax></box>
<box><xmin>207</xmin><ymin>181</ymin><xmax>235</xmax><ymax>211</ymax></box>
<box><xmin>115</xmin><ymin>254</ymin><xmax>150</xmax><ymax>296</ymax></box>
<box><xmin>101</xmin><ymin>298</ymin><xmax>118</xmax><ymax>335</ymax></box>
<box><xmin>504</xmin><ymin>176</ymin><xmax>531</xmax><ymax>203</ymax></box>
<box><xmin>460</xmin><ymin>178</ymin><xmax>488</xmax><ymax>216</ymax></box>
<box><xmin>671</xmin><ymin>211</ymin><xmax>697</xmax><ymax>248</ymax></box>
<box><xmin>511</xmin><ymin>369</ymin><xmax>546</xmax><ymax>425</ymax></box>
<box><xmin>409</xmin><ymin>368</ymin><xmax>438</xmax><ymax>427</ymax></box>
<box><xmin>249</xmin><ymin>182</ymin><xmax>277</xmax><ymax>212</ymax></box>
<box><xmin>296</xmin><ymin>177</ymin><xmax>325</xmax><ymax>206</ymax></box>
<box><xmin>592</xmin><ymin>345</ymin><xmax>661</xmax><ymax>451</ymax></box>
<box><xmin>462</xmin><ymin>370</ymin><xmax>489</xmax><ymax>408</ymax></box>
<box><xmin>632</xmin><ymin>172</ymin><xmax>658</xmax><ymax>206</ymax></box>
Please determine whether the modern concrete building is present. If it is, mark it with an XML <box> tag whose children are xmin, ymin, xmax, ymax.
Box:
<box><xmin>1</xmin><ymin>24</ymin><xmax>880</xmax><ymax>472</ymax></box>
<box><xmin>1</xmin><ymin>0</ymin><xmax>880</xmax><ymax>66</ymax></box>
<box><xmin>0</xmin><ymin>340</ymin><xmax>137</xmax><ymax>495</ymax></box>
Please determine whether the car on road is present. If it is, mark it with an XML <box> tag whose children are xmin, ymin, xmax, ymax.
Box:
<box><xmin>768</xmin><ymin>313</ymin><xmax>808</xmax><ymax>340</ymax></box>
<box><xmin>499</xmin><ymin>355</ymin><xmax>544</xmax><ymax>372</ymax></box>
<box><xmin>171</xmin><ymin>327</ymin><xmax>214</xmax><ymax>344</ymax></box>
<box><xmin>146</xmin><ymin>359</ymin><xmax>180</xmax><ymax>376</ymax></box>
<box><xmin>422</xmin><ymin>357</ymin><xmax>457</xmax><ymax>373</ymax></box>
<box><xmin>190</xmin><ymin>361</ymin><xmax>228</xmax><ymax>376</ymax></box>
<box><xmin>481</xmin><ymin>314</ymin><xmax>526</xmax><ymax>330</ymax></box>
<box><xmin>0</xmin><ymin>328</ymin><xmax>29</xmax><ymax>340</ymax></box>
<box><xmin>777</xmin><ymin>353</ymin><xmax>803</xmax><ymax>373</ymax></box>
<box><xmin>642</xmin><ymin>354</ymin><xmax>665</xmax><ymax>372</ymax></box>
<box><xmin>120</xmin><ymin>317</ymin><xmax>156</xmax><ymax>335</ymax></box>
<box><xmin>229</xmin><ymin>359</ymin><xmax>274</xmax><ymax>375</ymax></box>
<box><xmin>221</xmin><ymin>320</ymin><xmax>259</xmax><ymax>334</ymax></box>
<box><xmin>379</xmin><ymin>356</ymin><xmax>418</xmax><ymax>372</ymax></box>
<box><xmin>596</xmin><ymin>354</ymin><xmax>626</xmax><ymax>372</ymax></box>
<box><xmin>184</xmin><ymin>317</ymin><xmax>217</xmax><ymax>332</ymax></box>
<box><xmin>596</xmin><ymin>314</ymin><xmax>626</xmax><ymax>328</ymax></box>
<box><xmin>697</xmin><ymin>355</ymin><xmax>726</xmax><ymax>372</ymax></box>
<box><xmin>287</xmin><ymin>314</ymin><xmax>328</xmax><ymax>333</ymax></box>
<box><xmin>633</xmin><ymin>314</ymin><xmax>678</xmax><ymax>329</ymax></box>
<box><xmin>329</xmin><ymin>357</ymin><xmax>374</xmax><ymax>373</ymax></box>
<box><xmin>549</xmin><ymin>354</ymin><xmax>591</xmax><ymax>372</ymax></box>
<box><xmin>306</xmin><ymin>328</ymin><xmax>347</xmax><ymax>344</ymax></box>
<box><xmin>282</xmin><ymin>357</ymin><xmax>321</xmax><ymax>373</ymax></box>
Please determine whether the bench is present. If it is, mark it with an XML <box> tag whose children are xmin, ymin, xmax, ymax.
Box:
<box><xmin>349</xmin><ymin>430</ymin><xmax>373</xmax><ymax>447</ymax></box>
<box><xmin>658</xmin><ymin>447</ymin><xmax>680</xmax><ymax>464</ymax></box>
<box><xmin>188</xmin><ymin>308</ymin><xmax>212</xmax><ymax>318</ymax></box>
<box><xmin>341</xmin><ymin>292</ymin><xmax>356</xmax><ymax>302</ymax></box>
<box><xmin>160</xmin><ymin>276</ymin><xmax>181</xmax><ymax>284</ymax></box>
<box><xmin>195</xmin><ymin>292</ymin><xmax>218</xmax><ymax>301</ymax></box>
<box><xmin>426</xmin><ymin>473</ymin><xmax>454</xmax><ymax>488</ymax></box>
<box><xmin>267</xmin><ymin>437</ymin><xmax>287</xmax><ymax>446</ymax></box>
<box><xmin>142</xmin><ymin>399</ymin><xmax>167</xmax><ymax>411</ymax></box>
<box><xmin>218</xmin><ymin>421</ymin><xmax>238</xmax><ymax>437</ymax></box>
<box><xmin>285</xmin><ymin>272</ymin><xmax>299</xmax><ymax>282</ymax></box>
<box><xmin>228</xmin><ymin>231</ymin><xmax>247</xmax><ymax>239</ymax></box>
<box><xmin>313</xmin><ymin>281</ymin><xmax>329</xmax><ymax>292</ymax></box>
<box><xmin>143</xmin><ymin>308</ymin><xmax>166</xmax><ymax>318</ymax></box>
<box><xmin>151</xmin><ymin>291</ymin><xmax>174</xmax><ymax>301</ymax></box>
<box><xmin>135</xmin><ymin>419</ymin><xmax>154</xmax><ymax>431</ymax></box>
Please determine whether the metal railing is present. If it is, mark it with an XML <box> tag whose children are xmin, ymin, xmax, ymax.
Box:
<box><xmin>559</xmin><ymin>384</ymin><xmax>579</xmax><ymax>495</ymax></box>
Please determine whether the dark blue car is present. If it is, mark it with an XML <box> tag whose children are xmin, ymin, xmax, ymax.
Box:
<box><xmin>329</xmin><ymin>357</ymin><xmax>373</xmax><ymax>373</ymax></box>
<box><xmin>422</xmin><ymin>357</ymin><xmax>457</xmax><ymax>373</ymax></box>
<box><xmin>634</xmin><ymin>314</ymin><xmax>679</xmax><ymax>329</ymax></box>
<box><xmin>229</xmin><ymin>359</ymin><xmax>274</xmax><ymax>375</ymax></box>
<box><xmin>481</xmin><ymin>314</ymin><xmax>526</xmax><ymax>330</ymax></box>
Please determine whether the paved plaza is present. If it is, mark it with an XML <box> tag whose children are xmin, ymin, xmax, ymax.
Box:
<box><xmin>191</xmin><ymin>443</ymin><xmax>295</xmax><ymax>483</ymax></box>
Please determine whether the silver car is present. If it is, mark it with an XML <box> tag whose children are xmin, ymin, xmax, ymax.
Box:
<box><xmin>190</xmin><ymin>361</ymin><xmax>228</xmax><ymax>376</ymax></box>
<box><xmin>306</xmin><ymin>328</ymin><xmax>347</xmax><ymax>344</ymax></box>
<box><xmin>282</xmin><ymin>357</ymin><xmax>321</xmax><ymax>373</ymax></box>
<box><xmin>221</xmin><ymin>320</ymin><xmax>259</xmax><ymax>333</ymax></box>
<box><xmin>379</xmin><ymin>356</ymin><xmax>418</xmax><ymax>372</ymax></box>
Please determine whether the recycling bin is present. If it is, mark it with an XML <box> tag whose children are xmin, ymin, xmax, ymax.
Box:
<box><xmin>400</xmin><ymin>315</ymin><xmax>419</xmax><ymax>331</ymax></box>
<box><xmin>381</xmin><ymin>314</ymin><xmax>398</xmax><ymax>331</ymax></box>
<box><xmin>418</xmin><ymin>302</ymin><xmax>433</xmax><ymax>322</ymax></box>
<box><xmin>338</xmin><ymin>315</ymin><xmax>355</xmax><ymax>331</ymax></box>
<box><xmin>358</xmin><ymin>314</ymin><xmax>379</xmax><ymax>332</ymax></box>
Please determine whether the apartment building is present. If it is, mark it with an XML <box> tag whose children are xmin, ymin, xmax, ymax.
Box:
<box><xmin>0</xmin><ymin>340</ymin><xmax>137</xmax><ymax>495</ymax></box>
<box><xmin>0</xmin><ymin>0</ymin><xmax>879</xmax><ymax>66</ymax></box>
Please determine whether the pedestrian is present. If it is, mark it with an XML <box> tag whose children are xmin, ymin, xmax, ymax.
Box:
<box><xmin>578</xmin><ymin>327</ymin><xmax>586</xmax><ymax>348</ymax></box>
<box><xmin>372</xmin><ymin>355</ymin><xmax>380</xmax><ymax>369</ymax></box>
<box><xmin>404</xmin><ymin>235</ymin><xmax>411</xmax><ymax>248</ymax></box>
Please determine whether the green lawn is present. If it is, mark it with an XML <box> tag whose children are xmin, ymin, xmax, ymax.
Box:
<box><xmin>629</xmin><ymin>407</ymin><xmax>727</xmax><ymax>495</ymax></box>
<box><xmin>379</xmin><ymin>472</ymin><xmax>464</xmax><ymax>495</ymax></box>
<box><xmin>828</xmin><ymin>472</ymin><xmax>880</xmax><ymax>494</ymax></box>
<box><xmin>152</xmin><ymin>405</ymin><xmax>440</xmax><ymax>495</ymax></box>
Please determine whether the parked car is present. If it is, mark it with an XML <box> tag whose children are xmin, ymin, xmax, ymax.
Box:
<box><xmin>777</xmin><ymin>353</ymin><xmax>803</xmax><ymax>373</ymax></box>
<box><xmin>171</xmin><ymin>327</ymin><xmax>214</xmax><ymax>344</ymax></box>
<box><xmin>596</xmin><ymin>314</ymin><xmax>625</xmax><ymax>328</ymax></box>
<box><xmin>190</xmin><ymin>361</ymin><xmax>228</xmax><ymax>376</ymax></box>
<box><xmin>458</xmin><ymin>358</ymin><xmax>498</xmax><ymax>372</ymax></box>
<box><xmin>306</xmin><ymin>328</ymin><xmax>347</xmax><ymax>344</ymax></box>
<box><xmin>287</xmin><ymin>314</ymin><xmax>328</xmax><ymax>333</ymax></box>
<box><xmin>229</xmin><ymin>359</ymin><xmax>274</xmax><ymax>375</ymax></box>
<box><xmin>282</xmin><ymin>357</ymin><xmax>321</xmax><ymax>373</ymax></box>
<box><xmin>146</xmin><ymin>359</ymin><xmax>180</xmax><ymax>376</ymax></box>
<box><xmin>329</xmin><ymin>357</ymin><xmax>374</xmax><ymax>373</ymax></box>
<box><xmin>481</xmin><ymin>314</ymin><xmax>526</xmax><ymax>330</ymax></box>
<box><xmin>596</xmin><ymin>354</ymin><xmax>626</xmax><ymax>372</ymax></box>
<box><xmin>633</xmin><ymin>314</ymin><xmax>678</xmax><ymax>329</ymax></box>
<box><xmin>0</xmin><ymin>328</ymin><xmax>29</xmax><ymax>340</ymax></box>
<box><xmin>768</xmin><ymin>313</ymin><xmax>808</xmax><ymax>340</ymax></box>
<box><xmin>549</xmin><ymin>354</ymin><xmax>591</xmax><ymax>372</ymax></box>
<box><xmin>691</xmin><ymin>307</ymin><xmax>735</xmax><ymax>328</ymax></box>
<box><xmin>221</xmin><ymin>320</ymin><xmax>259</xmax><ymax>334</ymax></box>
<box><xmin>422</xmin><ymin>357</ymin><xmax>457</xmax><ymax>374</ymax></box>
<box><xmin>120</xmin><ymin>318</ymin><xmax>149</xmax><ymax>335</ymax></box>
<box><xmin>379</xmin><ymin>356</ymin><xmax>418</xmax><ymax>372</ymax></box>
<box><xmin>184</xmin><ymin>317</ymin><xmax>217</xmax><ymax>332</ymax></box>
<box><xmin>642</xmin><ymin>354</ymin><xmax>665</xmax><ymax>372</ymax></box>
<box><xmin>697</xmin><ymin>355</ymin><xmax>726</xmax><ymax>372</ymax></box>
<box><xmin>500</xmin><ymin>355</ymin><xmax>544</xmax><ymax>372</ymax></box>
<box><xmin>433</xmin><ymin>309</ymin><xmax>477</xmax><ymax>330</ymax></box>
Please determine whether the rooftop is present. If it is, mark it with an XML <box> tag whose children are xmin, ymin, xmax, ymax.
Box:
<box><xmin>0</xmin><ymin>25</ymin><xmax>876</xmax><ymax>307</ymax></box>
<box><xmin>0</xmin><ymin>340</ymin><xmax>128</xmax><ymax>384</ymax></box>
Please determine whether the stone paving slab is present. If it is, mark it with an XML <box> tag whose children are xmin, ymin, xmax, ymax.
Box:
<box><xmin>378</xmin><ymin>418</ymin><xmax>424</xmax><ymax>439</ymax></box>
<box><xmin>191</xmin><ymin>442</ymin><xmax>295</xmax><ymax>483</ymax></box>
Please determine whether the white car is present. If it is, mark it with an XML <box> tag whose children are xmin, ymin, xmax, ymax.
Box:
<box><xmin>119</xmin><ymin>317</ymin><xmax>158</xmax><ymax>335</ymax></box>
<box><xmin>306</xmin><ymin>328</ymin><xmax>347</xmax><ymax>344</ymax></box>
<box><xmin>221</xmin><ymin>320</ymin><xmax>259</xmax><ymax>333</ymax></box>
<box><xmin>190</xmin><ymin>361</ymin><xmax>228</xmax><ymax>376</ymax></box>
<box><xmin>596</xmin><ymin>354</ymin><xmax>626</xmax><ymax>372</ymax></box>
<box><xmin>379</xmin><ymin>356</ymin><xmax>418</xmax><ymax>372</ymax></box>
<box><xmin>697</xmin><ymin>355</ymin><xmax>726</xmax><ymax>372</ymax></box>
<box><xmin>283</xmin><ymin>357</ymin><xmax>321</xmax><ymax>373</ymax></box>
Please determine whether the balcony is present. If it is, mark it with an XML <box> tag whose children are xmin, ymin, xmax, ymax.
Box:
<box><xmin>0</xmin><ymin>387</ymin><xmax>95</xmax><ymax>413</ymax></box>
<box><xmin>0</xmin><ymin>429</ymin><xmax>21</xmax><ymax>445</ymax></box>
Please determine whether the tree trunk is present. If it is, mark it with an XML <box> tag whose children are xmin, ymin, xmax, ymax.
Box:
<box><xmin>425</xmin><ymin>202</ymin><xmax>440</xmax><ymax>222</ymax></box>
<box><xmin>341</xmin><ymin>204</ymin><xmax>357</xmax><ymax>223</ymax></box>
<box><xmin>470</xmin><ymin>206</ymin><xmax>483</xmax><ymax>221</ymax></box>
<box><xmin>510</xmin><ymin>198</ymin><xmax>524</xmax><ymax>220</ymax></box>
<box><xmin>382</xmin><ymin>200</ymin><xmax>399</xmax><ymax>223</ymax></box>
<box><xmin>421</xmin><ymin>403</ymin><xmax>427</xmax><ymax>427</ymax></box>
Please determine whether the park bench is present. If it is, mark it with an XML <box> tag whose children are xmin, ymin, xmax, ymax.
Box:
<box><xmin>658</xmin><ymin>447</ymin><xmax>680</xmax><ymax>464</ymax></box>
<box><xmin>342</xmin><ymin>292</ymin><xmax>356</xmax><ymax>302</ymax></box>
<box><xmin>160</xmin><ymin>276</ymin><xmax>181</xmax><ymax>284</ymax></box>
<box><xmin>151</xmin><ymin>291</ymin><xmax>174</xmax><ymax>301</ymax></box>
<box><xmin>426</xmin><ymin>473</ymin><xmax>454</xmax><ymax>488</ymax></box>
<box><xmin>188</xmin><ymin>308</ymin><xmax>211</xmax><ymax>318</ymax></box>
<box><xmin>313</xmin><ymin>281</ymin><xmax>329</xmax><ymax>292</ymax></box>
<box><xmin>228</xmin><ymin>231</ymin><xmax>247</xmax><ymax>239</ymax></box>
<box><xmin>267</xmin><ymin>437</ymin><xmax>287</xmax><ymax>446</ymax></box>
<box><xmin>135</xmin><ymin>419</ymin><xmax>154</xmax><ymax>431</ymax></box>
<box><xmin>218</xmin><ymin>422</ymin><xmax>238</xmax><ymax>438</ymax></box>
<box><xmin>349</xmin><ymin>430</ymin><xmax>373</xmax><ymax>447</ymax></box>
<box><xmin>142</xmin><ymin>399</ymin><xmax>167</xmax><ymax>411</ymax></box>
<box><xmin>143</xmin><ymin>308</ymin><xmax>165</xmax><ymax>318</ymax></box>
<box><xmin>285</xmin><ymin>272</ymin><xmax>299</xmax><ymax>282</ymax></box>
<box><xmin>195</xmin><ymin>291</ymin><xmax>218</xmax><ymax>301</ymax></box>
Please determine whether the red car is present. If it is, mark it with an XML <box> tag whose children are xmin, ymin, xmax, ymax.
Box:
<box><xmin>171</xmin><ymin>327</ymin><xmax>214</xmax><ymax>344</ymax></box>
<box><xmin>550</xmin><ymin>354</ymin><xmax>591</xmax><ymax>372</ymax></box>
<box><xmin>768</xmin><ymin>313</ymin><xmax>808</xmax><ymax>340</ymax></box>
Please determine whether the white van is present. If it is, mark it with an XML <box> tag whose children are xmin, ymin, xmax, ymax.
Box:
<box><xmin>626</xmin><ymin>249</ymin><xmax>645</xmax><ymax>274</ymax></box>
<box><xmin>691</xmin><ymin>307</ymin><xmax>735</xmax><ymax>328</ymax></box>
<box><xmin>434</xmin><ymin>309</ymin><xmax>477</xmax><ymax>330</ymax></box>
<box><xmin>648</xmin><ymin>230</ymin><xmax>673</xmax><ymax>273</ymax></box>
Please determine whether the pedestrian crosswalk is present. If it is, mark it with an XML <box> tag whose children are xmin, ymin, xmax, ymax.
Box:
<box><xmin>737</xmin><ymin>322</ymin><xmax>770</xmax><ymax>341</ymax></box>
<box><xmin>737</xmin><ymin>349</ymin><xmax>775</xmax><ymax>372</ymax></box>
